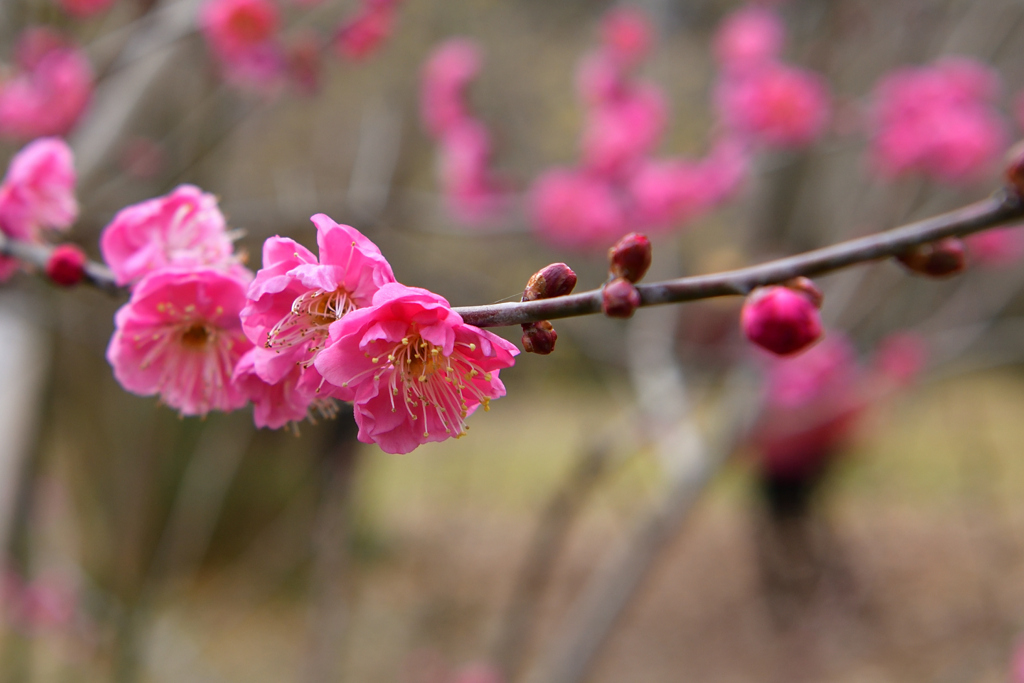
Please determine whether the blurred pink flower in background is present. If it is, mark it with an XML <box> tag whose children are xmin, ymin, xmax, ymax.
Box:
<box><xmin>599</xmin><ymin>7</ymin><xmax>653</xmax><ymax>68</ymax></box>
<box><xmin>100</xmin><ymin>184</ymin><xmax>236</xmax><ymax>286</ymax></box>
<box><xmin>420</xmin><ymin>38</ymin><xmax>482</xmax><ymax>138</ymax></box>
<box><xmin>581</xmin><ymin>83</ymin><xmax>667</xmax><ymax>177</ymax></box>
<box><xmin>107</xmin><ymin>267</ymin><xmax>254</xmax><ymax>416</ymax></box>
<box><xmin>0</xmin><ymin>29</ymin><xmax>93</xmax><ymax>140</ymax></box>
<box><xmin>871</xmin><ymin>331</ymin><xmax>928</xmax><ymax>387</ymax></box>
<box><xmin>870</xmin><ymin>57</ymin><xmax>1006</xmax><ymax>183</ymax></box>
<box><xmin>56</xmin><ymin>0</ymin><xmax>117</xmax><ymax>18</ymax></box>
<box><xmin>713</xmin><ymin>4</ymin><xmax>784</xmax><ymax>73</ymax></box>
<box><xmin>436</xmin><ymin>120</ymin><xmax>509</xmax><ymax>224</ymax></box>
<box><xmin>716</xmin><ymin>62</ymin><xmax>830</xmax><ymax>149</ymax></box>
<box><xmin>315</xmin><ymin>283</ymin><xmax>519</xmax><ymax>454</ymax></box>
<box><xmin>452</xmin><ymin>663</ymin><xmax>504</xmax><ymax>683</ymax></box>
<box><xmin>530</xmin><ymin>168</ymin><xmax>627</xmax><ymax>250</ymax></box>
<box><xmin>200</xmin><ymin>0</ymin><xmax>285</xmax><ymax>90</ymax></box>
<box><xmin>1</xmin><ymin>571</ymin><xmax>77</xmax><ymax>633</ymax></box>
<box><xmin>965</xmin><ymin>225</ymin><xmax>1024</xmax><ymax>267</ymax></box>
<box><xmin>335</xmin><ymin>0</ymin><xmax>399</xmax><ymax>61</ymax></box>
<box><xmin>0</xmin><ymin>137</ymin><xmax>78</xmax><ymax>240</ymax></box>
<box><xmin>287</xmin><ymin>31</ymin><xmax>324</xmax><ymax>95</ymax></box>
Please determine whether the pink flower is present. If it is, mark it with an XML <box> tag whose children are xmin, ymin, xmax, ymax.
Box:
<box><xmin>741</xmin><ymin>285</ymin><xmax>823</xmax><ymax>356</ymax></box>
<box><xmin>716</xmin><ymin>62</ymin><xmax>830</xmax><ymax>149</ymax></box>
<box><xmin>599</xmin><ymin>7</ymin><xmax>653</xmax><ymax>69</ymax></box>
<box><xmin>530</xmin><ymin>168</ymin><xmax>627</xmax><ymax>250</ymax></box>
<box><xmin>582</xmin><ymin>82</ymin><xmax>667</xmax><ymax>176</ymax></box>
<box><xmin>436</xmin><ymin>119</ymin><xmax>508</xmax><ymax>224</ymax></box>
<box><xmin>0</xmin><ymin>137</ymin><xmax>78</xmax><ymax>241</ymax></box>
<box><xmin>107</xmin><ymin>267</ymin><xmax>254</xmax><ymax>416</ymax></box>
<box><xmin>420</xmin><ymin>39</ymin><xmax>482</xmax><ymax>137</ymax></box>
<box><xmin>240</xmin><ymin>215</ymin><xmax>395</xmax><ymax>383</ymax></box>
<box><xmin>287</xmin><ymin>31</ymin><xmax>324</xmax><ymax>95</ymax></box>
<box><xmin>57</xmin><ymin>0</ymin><xmax>117</xmax><ymax>18</ymax></box>
<box><xmin>315</xmin><ymin>283</ymin><xmax>518</xmax><ymax>454</ymax></box>
<box><xmin>965</xmin><ymin>225</ymin><xmax>1024</xmax><ymax>267</ymax></box>
<box><xmin>871</xmin><ymin>331</ymin><xmax>927</xmax><ymax>386</ymax></box>
<box><xmin>233</xmin><ymin>346</ymin><xmax>327</xmax><ymax>429</ymax></box>
<box><xmin>713</xmin><ymin>5</ymin><xmax>784</xmax><ymax>73</ymax></box>
<box><xmin>201</xmin><ymin>0</ymin><xmax>279</xmax><ymax>58</ymax></box>
<box><xmin>870</xmin><ymin>57</ymin><xmax>1006</xmax><ymax>183</ymax></box>
<box><xmin>575</xmin><ymin>52</ymin><xmax>628</xmax><ymax>105</ymax></box>
<box><xmin>0</xmin><ymin>31</ymin><xmax>93</xmax><ymax>140</ymax></box>
<box><xmin>100</xmin><ymin>185</ymin><xmax>236</xmax><ymax>286</ymax></box>
<box><xmin>335</xmin><ymin>1</ymin><xmax>397</xmax><ymax>61</ymax></box>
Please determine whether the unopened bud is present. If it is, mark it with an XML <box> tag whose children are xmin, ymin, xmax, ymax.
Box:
<box><xmin>523</xmin><ymin>263</ymin><xmax>578</xmax><ymax>301</ymax></box>
<box><xmin>602</xmin><ymin>277</ymin><xmax>641</xmax><ymax>318</ymax></box>
<box><xmin>522</xmin><ymin>321</ymin><xmax>557</xmax><ymax>354</ymax></box>
<box><xmin>782</xmin><ymin>276</ymin><xmax>823</xmax><ymax>309</ymax></box>
<box><xmin>741</xmin><ymin>285</ymin><xmax>822</xmax><ymax>356</ymax></box>
<box><xmin>1005</xmin><ymin>141</ymin><xmax>1024</xmax><ymax>198</ymax></box>
<box><xmin>896</xmin><ymin>237</ymin><xmax>966</xmax><ymax>278</ymax></box>
<box><xmin>45</xmin><ymin>244</ymin><xmax>87</xmax><ymax>287</ymax></box>
<box><xmin>608</xmin><ymin>232</ymin><xmax>652</xmax><ymax>283</ymax></box>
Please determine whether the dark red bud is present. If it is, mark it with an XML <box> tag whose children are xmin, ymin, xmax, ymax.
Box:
<box><xmin>782</xmin><ymin>276</ymin><xmax>824</xmax><ymax>309</ymax></box>
<box><xmin>741</xmin><ymin>286</ymin><xmax>822</xmax><ymax>356</ymax></box>
<box><xmin>608</xmin><ymin>232</ymin><xmax>652</xmax><ymax>283</ymax></box>
<box><xmin>523</xmin><ymin>262</ymin><xmax>578</xmax><ymax>302</ymax></box>
<box><xmin>896</xmin><ymin>238</ymin><xmax>966</xmax><ymax>278</ymax></box>
<box><xmin>1005</xmin><ymin>141</ymin><xmax>1024</xmax><ymax>198</ymax></box>
<box><xmin>602</xmin><ymin>277</ymin><xmax>641</xmax><ymax>318</ymax></box>
<box><xmin>45</xmin><ymin>244</ymin><xmax>87</xmax><ymax>287</ymax></box>
<box><xmin>521</xmin><ymin>321</ymin><xmax>557</xmax><ymax>354</ymax></box>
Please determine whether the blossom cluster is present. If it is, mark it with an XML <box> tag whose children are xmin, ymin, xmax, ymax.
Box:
<box><xmin>870</xmin><ymin>57</ymin><xmax>1007</xmax><ymax>183</ymax></box>
<box><xmin>0</xmin><ymin>28</ymin><xmax>93</xmax><ymax>141</ymax></box>
<box><xmin>528</xmin><ymin>8</ymin><xmax>749</xmax><ymax>250</ymax></box>
<box><xmin>420</xmin><ymin>39</ymin><xmax>509</xmax><ymax>224</ymax></box>
<box><xmin>97</xmin><ymin>182</ymin><xmax>517</xmax><ymax>454</ymax></box>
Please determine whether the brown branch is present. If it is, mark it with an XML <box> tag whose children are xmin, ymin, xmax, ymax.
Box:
<box><xmin>454</xmin><ymin>189</ymin><xmax>1024</xmax><ymax>328</ymax></box>
<box><xmin>0</xmin><ymin>232</ymin><xmax>122</xmax><ymax>295</ymax></box>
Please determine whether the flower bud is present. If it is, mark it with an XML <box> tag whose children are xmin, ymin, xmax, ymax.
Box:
<box><xmin>45</xmin><ymin>244</ymin><xmax>87</xmax><ymax>287</ymax></box>
<box><xmin>523</xmin><ymin>262</ymin><xmax>577</xmax><ymax>301</ymax></box>
<box><xmin>782</xmin><ymin>276</ymin><xmax>823</xmax><ymax>309</ymax></box>
<box><xmin>522</xmin><ymin>320</ymin><xmax>557</xmax><ymax>354</ymax></box>
<box><xmin>741</xmin><ymin>285</ymin><xmax>822</xmax><ymax>356</ymax></box>
<box><xmin>896</xmin><ymin>237</ymin><xmax>966</xmax><ymax>277</ymax></box>
<box><xmin>608</xmin><ymin>232</ymin><xmax>652</xmax><ymax>283</ymax></box>
<box><xmin>602</xmin><ymin>277</ymin><xmax>641</xmax><ymax>318</ymax></box>
<box><xmin>1005</xmin><ymin>140</ymin><xmax>1024</xmax><ymax>198</ymax></box>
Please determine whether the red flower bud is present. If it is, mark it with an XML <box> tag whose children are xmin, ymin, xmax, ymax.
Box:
<box><xmin>602</xmin><ymin>277</ymin><xmax>641</xmax><ymax>318</ymax></box>
<box><xmin>741</xmin><ymin>285</ymin><xmax>822</xmax><ymax>356</ymax></box>
<box><xmin>608</xmin><ymin>232</ymin><xmax>652</xmax><ymax>283</ymax></box>
<box><xmin>45</xmin><ymin>244</ymin><xmax>87</xmax><ymax>287</ymax></box>
<box><xmin>1006</xmin><ymin>141</ymin><xmax>1024</xmax><ymax>198</ymax></box>
<box><xmin>896</xmin><ymin>237</ymin><xmax>966</xmax><ymax>277</ymax></box>
<box><xmin>522</xmin><ymin>320</ymin><xmax>557</xmax><ymax>354</ymax></box>
<box><xmin>523</xmin><ymin>262</ymin><xmax>578</xmax><ymax>301</ymax></box>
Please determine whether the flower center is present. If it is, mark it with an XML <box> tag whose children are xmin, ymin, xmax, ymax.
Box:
<box><xmin>180</xmin><ymin>323</ymin><xmax>211</xmax><ymax>349</ymax></box>
<box><xmin>267</xmin><ymin>288</ymin><xmax>356</xmax><ymax>364</ymax></box>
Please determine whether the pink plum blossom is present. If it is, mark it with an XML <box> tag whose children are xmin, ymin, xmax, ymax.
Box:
<box><xmin>713</xmin><ymin>5</ymin><xmax>784</xmax><ymax>73</ymax></box>
<box><xmin>436</xmin><ymin>120</ymin><xmax>508</xmax><ymax>224</ymax></box>
<box><xmin>420</xmin><ymin>39</ymin><xmax>482</xmax><ymax>137</ymax></box>
<box><xmin>335</xmin><ymin>0</ymin><xmax>398</xmax><ymax>61</ymax></box>
<box><xmin>200</xmin><ymin>0</ymin><xmax>285</xmax><ymax>89</ymax></box>
<box><xmin>0</xmin><ymin>137</ymin><xmax>77</xmax><ymax>241</ymax></box>
<box><xmin>107</xmin><ymin>267</ymin><xmax>254</xmax><ymax>416</ymax></box>
<box><xmin>576</xmin><ymin>52</ymin><xmax>628</xmax><ymax>105</ymax></box>
<box><xmin>870</xmin><ymin>57</ymin><xmax>1006</xmax><ymax>183</ymax></box>
<box><xmin>530</xmin><ymin>168</ymin><xmax>627</xmax><ymax>250</ymax></box>
<box><xmin>716</xmin><ymin>62</ymin><xmax>830</xmax><ymax>149</ymax></box>
<box><xmin>99</xmin><ymin>185</ymin><xmax>236</xmax><ymax>286</ymax></box>
<box><xmin>57</xmin><ymin>0</ymin><xmax>117</xmax><ymax>18</ymax></box>
<box><xmin>0</xmin><ymin>31</ymin><xmax>93</xmax><ymax>140</ymax></box>
<box><xmin>582</xmin><ymin>82</ymin><xmax>667</xmax><ymax>176</ymax></box>
<box><xmin>965</xmin><ymin>225</ymin><xmax>1024</xmax><ymax>267</ymax></box>
<box><xmin>314</xmin><ymin>283</ymin><xmax>518</xmax><ymax>454</ymax></box>
<box><xmin>599</xmin><ymin>7</ymin><xmax>653</xmax><ymax>69</ymax></box>
<box><xmin>240</xmin><ymin>215</ymin><xmax>395</xmax><ymax>384</ymax></box>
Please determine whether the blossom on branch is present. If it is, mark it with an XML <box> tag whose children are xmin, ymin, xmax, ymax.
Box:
<box><xmin>240</xmin><ymin>214</ymin><xmax>395</xmax><ymax>385</ymax></box>
<box><xmin>713</xmin><ymin>5</ymin><xmax>784</xmax><ymax>74</ymax></box>
<box><xmin>0</xmin><ymin>29</ymin><xmax>93</xmax><ymax>140</ymax></box>
<box><xmin>200</xmin><ymin>0</ymin><xmax>285</xmax><ymax>90</ymax></box>
<box><xmin>232</xmin><ymin>346</ymin><xmax>328</xmax><ymax>428</ymax></box>
<box><xmin>315</xmin><ymin>283</ymin><xmax>518</xmax><ymax>454</ymax></box>
<box><xmin>335</xmin><ymin>0</ymin><xmax>400</xmax><ymax>61</ymax></box>
<box><xmin>107</xmin><ymin>267</ymin><xmax>254</xmax><ymax>417</ymax></box>
<box><xmin>100</xmin><ymin>185</ymin><xmax>237</xmax><ymax>286</ymax></box>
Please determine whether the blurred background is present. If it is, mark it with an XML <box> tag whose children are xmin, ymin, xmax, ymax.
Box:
<box><xmin>3</xmin><ymin>0</ymin><xmax>1024</xmax><ymax>681</ymax></box>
